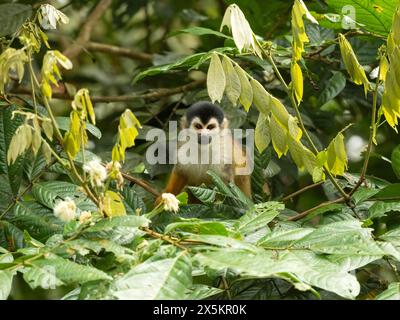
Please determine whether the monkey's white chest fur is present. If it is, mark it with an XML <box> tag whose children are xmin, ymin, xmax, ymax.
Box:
<box><xmin>176</xmin><ymin>135</ymin><xmax>234</xmax><ymax>186</ymax></box>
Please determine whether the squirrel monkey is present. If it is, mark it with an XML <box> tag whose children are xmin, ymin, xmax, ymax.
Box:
<box><xmin>160</xmin><ymin>101</ymin><xmax>252</xmax><ymax>202</ymax></box>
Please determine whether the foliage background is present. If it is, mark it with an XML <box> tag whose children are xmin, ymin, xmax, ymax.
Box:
<box><xmin>1</xmin><ymin>0</ymin><xmax>400</xmax><ymax>300</ymax></box>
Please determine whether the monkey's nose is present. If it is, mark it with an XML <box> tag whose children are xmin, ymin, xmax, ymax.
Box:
<box><xmin>198</xmin><ymin>134</ymin><xmax>211</xmax><ymax>144</ymax></box>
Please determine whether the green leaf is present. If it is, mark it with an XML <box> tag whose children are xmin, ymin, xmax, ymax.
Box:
<box><xmin>165</xmin><ymin>219</ymin><xmax>229</xmax><ymax>236</ymax></box>
<box><xmin>318</xmin><ymin>72</ymin><xmax>346</xmax><ymax>105</ymax></box>
<box><xmin>376</xmin><ymin>283</ymin><xmax>400</xmax><ymax>300</ymax></box>
<box><xmin>0</xmin><ymin>270</ymin><xmax>13</xmax><ymax>300</ymax></box>
<box><xmin>134</xmin><ymin>53</ymin><xmax>206</xmax><ymax>82</ymax></box>
<box><xmin>0</xmin><ymin>4</ymin><xmax>32</xmax><ymax>37</ymax></box>
<box><xmin>391</xmin><ymin>144</ymin><xmax>400</xmax><ymax>179</ymax></box>
<box><xmin>327</xmin><ymin>0</ymin><xmax>397</xmax><ymax>36</ymax></box>
<box><xmin>32</xmin><ymin>181</ymin><xmax>96</xmax><ymax>211</ymax></box>
<box><xmin>22</xmin><ymin>265</ymin><xmax>65</xmax><ymax>290</ymax></box>
<box><xmin>111</xmin><ymin>253</ymin><xmax>192</xmax><ymax>300</ymax></box>
<box><xmin>170</xmin><ymin>27</ymin><xmax>231</xmax><ymax>39</ymax></box>
<box><xmin>32</xmin><ymin>256</ymin><xmax>112</xmax><ymax>285</ymax></box>
<box><xmin>185</xmin><ymin>284</ymin><xmax>223</xmax><ymax>299</ymax></box>
<box><xmin>84</xmin><ymin>215</ymin><xmax>149</xmax><ymax>233</ymax></box>
<box><xmin>221</xmin><ymin>56</ymin><xmax>241</xmax><ymax>105</ymax></box>
<box><xmin>195</xmin><ymin>248</ymin><xmax>360</xmax><ymax>299</ymax></box>
<box><xmin>207</xmin><ymin>53</ymin><xmax>226</xmax><ymax>103</ymax></box>
<box><xmin>0</xmin><ymin>106</ymin><xmax>25</xmax><ymax>195</ymax></box>
<box><xmin>187</xmin><ymin>186</ymin><xmax>216</xmax><ymax>204</ymax></box>
<box><xmin>255</xmin><ymin>113</ymin><xmax>270</xmax><ymax>154</ymax></box>
<box><xmin>56</xmin><ymin>117</ymin><xmax>102</xmax><ymax>139</ymax></box>
<box><xmin>234</xmin><ymin>64</ymin><xmax>253</xmax><ymax>111</ymax></box>
<box><xmin>369</xmin><ymin>201</ymin><xmax>400</xmax><ymax>219</ymax></box>
<box><xmin>120</xmin><ymin>187</ymin><xmax>146</xmax><ymax>215</ymax></box>
<box><xmin>235</xmin><ymin>202</ymin><xmax>283</xmax><ymax>236</ymax></box>
<box><xmin>258</xmin><ymin>227</ymin><xmax>314</xmax><ymax>249</ymax></box>
<box><xmin>0</xmin><ymin>221</ymin><xmax>24</xmax><ymax>251</ymax></box>
<box><xmin>295</xmin><ymin>221</ymin><xmax>384</xmax><ymax>256</ymax></box>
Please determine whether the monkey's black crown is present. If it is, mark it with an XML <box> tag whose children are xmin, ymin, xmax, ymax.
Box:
<box><xmin>185</xmin><ymin>101</ymin><xmax>224</xmax><ymax>125</ymax></box>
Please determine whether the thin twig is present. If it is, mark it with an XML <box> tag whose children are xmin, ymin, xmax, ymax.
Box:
<box><xmin>121</xmin><ymin>171</ymin><xmax>160</xmax><ymax>197</ymax></box>
<box><xmin>349</xmin><ymin>70</ymin><xmax>380</xmax><ymax>196</ymax></box>
<box><xmin>282</xmin><ymin>181</ymin><xmax>324</xmax><ymax>202</ymax></box>
<box><xmin>287</xmin><ymin>197</ymin><xmax>345</xmax><ymax>221</ymax></box>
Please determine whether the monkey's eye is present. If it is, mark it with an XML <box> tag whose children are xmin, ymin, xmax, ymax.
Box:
<box><xmin>207</xmin><ymin>124</ymin><xmax>216</xmax><ymax>130</ymax></box>
<box><xmin>194</xmin><ymin>123</ymin><xmax>202</xmax><ymax>129</ymax></box>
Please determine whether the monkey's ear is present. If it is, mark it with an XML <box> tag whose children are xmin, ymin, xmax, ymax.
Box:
<box><xmin>180</xmin><ymin>116</ymin><xmax>188</xmax><ymax>129</ymax></box>
<box><xmin>221</xmin><ymin>117</ymin><xmax>229</xmax><ymax>129</ymax></box>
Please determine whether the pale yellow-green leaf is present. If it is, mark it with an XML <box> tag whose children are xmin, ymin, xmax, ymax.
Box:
<box><xmin>326</xmin><ymin>133</ymin><xmax>348</xmax><ymax>176</ymax></box>
<box><xmin>222</xmin><ymin>56</ymin><xmax>241</xmax><ymax>106</ymax></box>
<box><xmin>288</xmin><ymin>136</ymin><xmax>304</xmax><ymax>169</ymax></box>
<box><xmin>338</xmin><ymin>34</ymin><xmax>370</xmax><ymax>96</ymax></box>
<box><xmin>269</xmin><ymin>114</ymin><xmax>288</xmax><ymax>158</ymax></box>
<box><xmin>250</xmin><ymin>79</ymin><xmax>272</xmax><ymax>115</ymax></box>
<box><xmin>7</xmin><ymin>124</ymin><xmax>31</xmax><ymax>164</ymax></box>
<box><xmin>41</xmin><ymin>141</ymin><xmax>52</xmax><ymax>164</ymax></box>
<box><xmin>103</xmin><ymin>191</ymin><xmax>126</xmax><ymax>217</ymax></box>
<box><xmin>207</xmin><ymin>53</ymin><xmax>226</xmax><ymax>103</ymax></box>
<box><xmin>42</xmin><ymin>120</ymin><xmax>53</xmax><ymax>141</ymax></box>
<box><xmin>271</xmin><ymin>97</ymin><xmax>289</xmax><ymax>128</ymax></box>
<box><xmin>255</xmin><ymin>113</ymin><xmax>270</xmax><ymax>154</ymax></box>
<box><xmin>288</xmin><ymin>116</ymin><xmax>302</xmax><ymax>141</ymax></box>
<box><xmin>31</xmin><ymin>128</ymin><xmax>42</xmax><ymax>155</ymax></box>
<box><xmin>234</xmin><ymin>64</ymin><xmax>253</xmax><ymax>111</ymax></box>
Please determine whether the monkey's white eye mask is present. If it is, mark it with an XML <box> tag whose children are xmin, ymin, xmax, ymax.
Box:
<box><xmin>188</xmin><ymin>117</ymin><xmax>229</xmax><ymax>145</ymax></box>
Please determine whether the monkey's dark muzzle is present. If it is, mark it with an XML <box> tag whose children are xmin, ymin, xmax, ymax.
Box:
<box><xmin>198</xmin><ymin>134</ymin><xmax>212</xmax><ymax>145</ymax></box>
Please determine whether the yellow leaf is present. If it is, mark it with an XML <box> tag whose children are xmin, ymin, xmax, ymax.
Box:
<box><xmin>271</xmin><ymin>97</ymin><xmax>289</xmax><ymax>128</ymax></box>
<box><xmin>291</xmin><ymin>62</ymin><xmax>303</xmax><ymax>104</ymax></box>
<box><xmin>288</xmin><ymin>116</ymin><xmax>302</xmax><ymax>141</ymax></box>
<box><xmin>207</xmin><ymin>53</ymin><xmax>226</xmax><ymax>103</ymax></box>
<box><xmin>234</xmin><ymin>64</ymin><xmax>253</xmax><ymax>111</ymax></box>
<box><xmin>41</xmin><ymin>141</ymin><xmax>52</xmax><ymax>164</ymax></box>
<box><xmin>103</xmin><ymin>191</ymin><xmax>126</xmax><ymax>217</ymax></box>
<box><xmin>42</xmin><ymin>120</ymin><xmax>53</xmax><ymax>141</ymax></box>
<box><xmin>326</xmin><ymin>133</ymin><xmax>348</xmax><ymax>176</ymax></box>
<box><xmin>338</xmin><ymin>34</ymin><xmax>370</xmax><ymax>96</ymax></box>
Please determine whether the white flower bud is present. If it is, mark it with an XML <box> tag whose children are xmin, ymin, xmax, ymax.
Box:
<box><xmin>83</xmin><ymin>159</ymin><xmax>107</xmax><ymax>187</ymax></box>
<box><xmin>79</xmin><ymin>211</ymin><xmax>92</xmax><ymax>224</ymax></box>
<box><xmin>54</xmin><ymin>197</ymin><xmax>76</xmax><ymax>222</ymax></box>
<box><xmin>161</xmin><ymin>193</ymin><xmax>180</xmax><ymax>213</ymax></box>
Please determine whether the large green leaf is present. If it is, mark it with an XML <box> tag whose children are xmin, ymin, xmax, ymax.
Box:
<box><xmin>165</xmin><ymin>218</ymin><xmax>229</xmax><ymax>236</ymax></box>
<box><xmin>0</xmin><ymin>270</ymin><xmax>13</xmax><ymax>300</ymax></box>
<box><xmin>195</xmin><ymin>248</ymin><xmax>360</xmax><ymax>299</ymax></box>
<box><xmin>0</xmin><ymin>4</ymin><xmax>32</xmax><ymax>37</ymax></box>
<box><xmin>327</xmin><ymin>0</ymin><xmax>397</xmax><ymax>36</ymax></box>
<box><xmin>294</xmin><ymin>221</ymin><xmax>384</xmax><ymax>256</ymax></box>
<box><xmin>0</xmin><ymin>106</ymin><xmax>25</xmax><ymax>195</ymax></box>
<box><xmin>22</xmin><ymin>265</ymin><xmax>65</xmax><ymax>290</ymax></box>
<box><xmin>32</xmin><ymin>181</ymin><xmax>96</xmax><ymax>211</ymax></box>
<box><xmin>318</xmin><ymin>72</ymin><xmax>346</xmax><ymax>105</ymax></box>
<box><xmin>235</xmin><ymin>201</ymin><xmax>283</xmax><ymax>236</ymax></box>
<box><xmin>369</xmin><ymin>201</ymin><xmax>400</xmax><ymax>219</ymax></box>
<box><xmin>32</xmin><ymin>256</ymin><xmax>112</xmax><ymax>285</ymax></box>
<box><xmin>111</xmin><ymin>253</ymin><xmax>192</xmax><ymax>300</ymax></box>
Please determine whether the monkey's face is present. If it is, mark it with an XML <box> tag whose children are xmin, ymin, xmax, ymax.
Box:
<box><xmin>189</xmin><ymin>117</ymin><xmax>220</xmax><ymax>145</ymax></box>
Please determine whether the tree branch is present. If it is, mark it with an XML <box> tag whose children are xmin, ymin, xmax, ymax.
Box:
<box><xmin>86</xmin><ymin>42</ymin><xmax>153</xmax><ymax>62</ymax></box>
<box><xmin>63</xmin><ymin>0</ymin><xmax>112</xmax><ymax>59</ymax></box>
<box><xmin>121</xmin><ymin>171</ymin><xmax>160</xmax><ymax>197</ymax></box>
<box><xmin>282</xmin><ymin>181</ymin><xmax>324</xmax><ymax>202</ymax></box>
<box><xmin>10</xmin><ymin>79</ymin><xmax>205</xmax><ymax>103</ymax></box>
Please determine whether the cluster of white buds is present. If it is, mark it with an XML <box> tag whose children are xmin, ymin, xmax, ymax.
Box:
<box><xmin>53</xmin><ymin>197</ymin><xmax>76</xmax><ymax>222</ymax></box>
<box><xmin>83</xmin><ymin>159</ymin><xmax>107</xmax><ymax>188</ymax></box>
<box><xmin>79</xmin><ymin>211</ymin><xmax>92</xmax><ymax>224</ymax></box>
<box><xmin>161</xmin><ymin>193</ymin><xmax>180</xmax><ymax>213</ymax></box>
